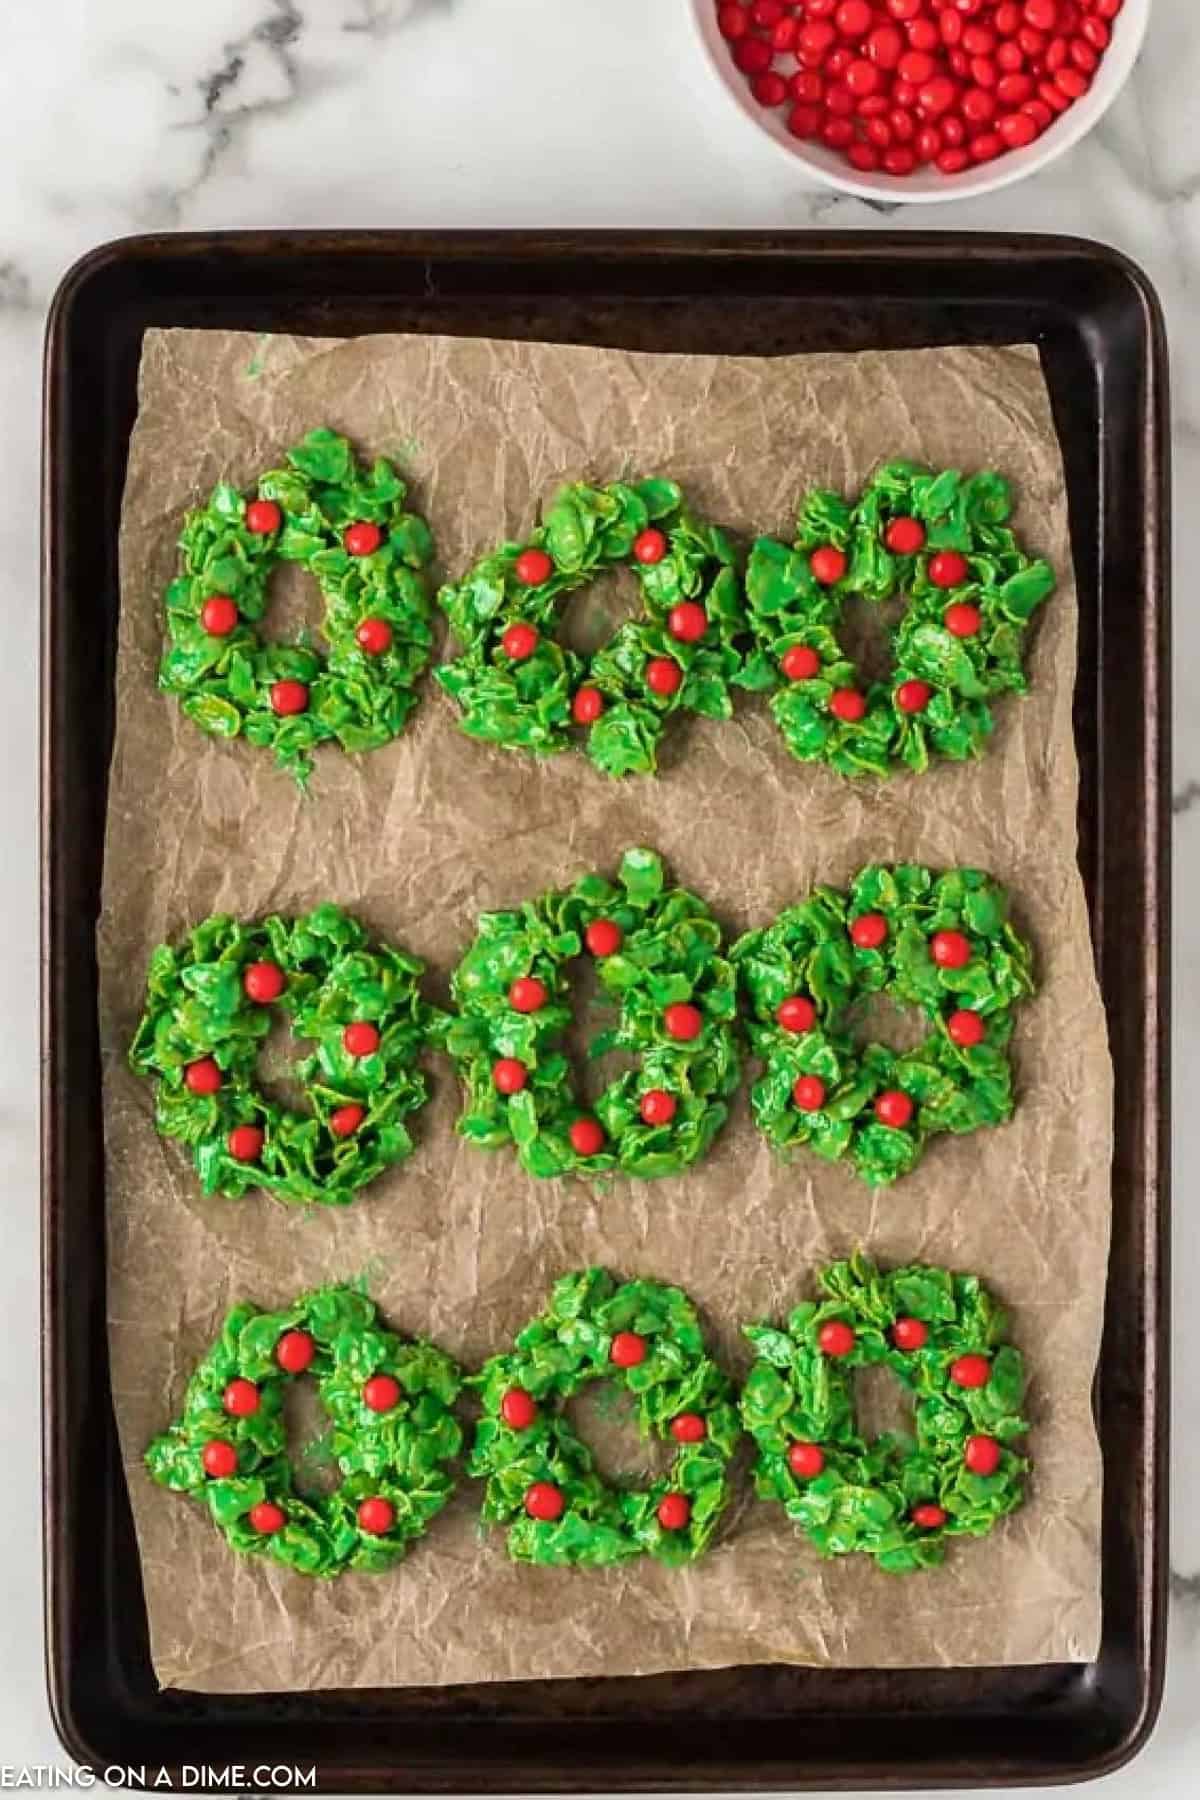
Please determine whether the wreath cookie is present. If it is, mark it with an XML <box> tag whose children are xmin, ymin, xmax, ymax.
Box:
<box><xmin>129</xmin><ymin>903</ymin><xmax>433</xmax><ymax>1207</ymax></box>
<box><xmin>742</xmin><ymin>462</ymin><xmax>1056</xmax><ymax>777</ymax></box>
<box><xmin>159</xmin><ymin>428</ymin><xmax>435</xmax><ymax>785</ymax></box>
<box><xmin>741</xmin><ymin>1253</ymin><xmax>1029</xmax><ymax>1573</ymax></box>
<box><xmin>469</xmin><ymin>1269</ymin><xmax>740</xmax><ymax>1566</ymax></box>
<box><xmin>442</xmin><ymin>847</ymin><xmax>741</xmax><ymax>1180</ymax></box>
<box><xmin>145</xmin><ymin>1284</ymin><xmax>462</xmax><ymax>1577</ymax></box>
<box><xmin>731</xmin><ymin>864</ymin><xmax>1034</xmax><ymax>1186</ymax></box>
<box><xmin>436</xmin><ymin>479</ymin><xmax>747</xmax><ymax>777</ymax></box>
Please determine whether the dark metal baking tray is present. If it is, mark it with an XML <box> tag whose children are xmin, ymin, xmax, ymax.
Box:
<box><xmin>41</xmin><ymin>231</ymin><xmax>1169</xmax><ymax>1792</ymax></box>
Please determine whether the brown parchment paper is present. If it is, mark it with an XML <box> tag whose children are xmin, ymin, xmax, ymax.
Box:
<box><xmin>99</xmin><ymin>328</ymin><xmax>1111</xmax><ymax>1694</ymax></box>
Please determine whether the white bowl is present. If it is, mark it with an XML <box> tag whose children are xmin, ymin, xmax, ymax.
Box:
<box><xmin>689</xmin><ymin>0</ymin><xmax>1152</xmax><ymax>203</ymax></box>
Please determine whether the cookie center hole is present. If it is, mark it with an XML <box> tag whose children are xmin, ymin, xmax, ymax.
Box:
<box><xmin>836</xmin><ymin>593</ymin><xmax>905</xmax><ymax>687</ymax></box>
<box><xmin>256</xmin><ymin>1013</ymin><xmax>316</xmax><ymax>1116</ymax></box>
<box><xmin>283</xmin><ymin>1379</ymin><xmax>340</xmax><ymax>1499</ymax></box>
<box><xmin>848</xmin><ymin>992</ymin><xmax>927</xmax><ymax>1057</ymax></box>
<box><xmin>854</xmin><ymin>1365</ymin><xmax>914</xmax><ymax>1445</ymax></box>
<box><xmin>560</xmin><ymin>955</ymin><xmax>638</xmax><ymax>1110</ymax></box>
<box><xmin>565</xmin><ymin>1382</ymin><xmax>675</xmax><ymax>1487</ymax></box>
<box><xmin>556</xmin><ymin>566</ymin><xmax>640</xmax><ymax>659</ymax></box>
<box><xmin>261</xmin><ymin>562</ymin><xmax>328</xmax><ymax>651</ymax></box>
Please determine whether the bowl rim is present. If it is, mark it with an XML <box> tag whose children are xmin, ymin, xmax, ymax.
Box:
<box><xmin>688</xmin><ymin>0</ymin><xmax>1153</xmax><ymax>205</ymax></box>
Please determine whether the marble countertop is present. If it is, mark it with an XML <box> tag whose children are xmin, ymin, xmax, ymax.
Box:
<box><xmin>1</xmin><ymin>0</ymin><xmax>1192</xmax><ymax>1791</ymax></box>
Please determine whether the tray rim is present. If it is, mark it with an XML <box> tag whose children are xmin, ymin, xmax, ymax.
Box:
<box><xmin>40</xmin><ymin>227</ymin><xmax>1170</xmax><ymax>1793</ymax></box>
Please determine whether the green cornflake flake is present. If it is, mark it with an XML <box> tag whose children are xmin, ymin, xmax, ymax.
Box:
<box><xmin>739</xmin><ymin>460</ymin><xmax>1056</xmax><ymax>779</ymax></box>
<box><xmin>436</xmin><ymin>479</ymin><xmax>750</xmax><ymax>777</ymax></box>
<box><xmin>731</xmin><ymin>864</ymin><xmax>1034</xmax><ymax>1186</ymax></box>
<box><xmin>145</xmin><ymin>1284</ymin><xmax>462</xmax><ymax>1578</ymax></box>
<box><xmin>443</xmin><ymin>848</ymin><xmax>741</xmax><ymax>1181</ymax></box>
<box><xmin>159</xmin><ymin>427</ymin><xmax>435</xmax><ymax>786</ymax></box>
<box><xmin>469</xmin><ymin>1270</ymin><xmax>740</xmax><ymax>1567</ymax></box>
<box><xmin>129</xmin><ymin>904</ymin><xmax>437</xmax><ymax>1207</ymax></box>
<box><xmin>741</xmin><ymin>1252</ymin><xmax>1030</xmax><ymax>1573</ymax></box>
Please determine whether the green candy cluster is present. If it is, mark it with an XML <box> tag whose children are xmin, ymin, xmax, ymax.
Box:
<box><xmin>442</xmin><ymin>847</ymin><xmax>741</xmax><ymax>1179</ymax></box>
<box><xmin>469</xmin><ymin>1269</ymin><xmax>741</xmax><ymax>1567</ymax></box>
<box><xmin>436</xmin><ymin>479</ymin><xmax>747</xmax><ymax>777</ymax></box>
<box><xmin>741</xmin><ymin>1253</ymin><xmax>1030</xmax><ymax>1573</ymax></box>
<box><xmin>743</xmin><ymin>462</ymin><xmax>1056</xmax><ymax>777</ymax></box>
<box><xmin>160</xmin><ymin>428</ymin><xmax>434</xmax><ymax>785</ymax></box>
<box><xmin>129</xmin><ymin>904</ymin><xmax>432</xmax><ymax>1206</ymax></box>
<box><xmin>144</xmin><ymin>1284</ymin><xmax>462</xmax><ymax>1577</ymax></box>
<box><xmin>731</xmin><ymin>864</ymin><xmax>1034</xmax><ymax>1187</ymax></box>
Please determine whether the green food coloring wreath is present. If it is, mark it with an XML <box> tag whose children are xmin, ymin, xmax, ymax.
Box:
<box><xmin>129</xmin><ymin>904</ymin><xmax>433</xmax><ymax>1207</ymax></box>
<box><xmin>469</xmin><ymin>1269</ymin><xmax>741</xmax><ymax>1566</ymax></box>
<box><xmin>740</xmin><ymin>1253</ymin><xmax>1030</xmax><ymax>1573</ymax></box>
<box><xmin>441</xmin><ymin>847</ymin><xmax>741</xmax><ymax>1180</ymax></box>
<box><xmin>742</xmin><ymin>461</ymin><xmax>1056</xmax><ymax>777</ymax></box>
<box><xmin>159</xmin><ymin>428</ymin><xmax>435</xmax><ymax>785</ymax></box>
<box><xmin>435</xmin><ymin>479</ymin><xmax>747</xmax><ymax>777</ymax></box>
<box><xmin>144</xmin><ymin>1283</ymin><xmax>462</xmax><ymax>1577</ymax></box>
<box><xmin>731</xmin><ymin>863</ymin><xmax>1034</xmax><ymax>1186</ymax></box>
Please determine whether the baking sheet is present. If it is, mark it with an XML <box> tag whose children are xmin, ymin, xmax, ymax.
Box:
<box><xmin>98</xmin><ymin>328</ymin><xmax>1110</xmax><ymax>1693</ymax></box>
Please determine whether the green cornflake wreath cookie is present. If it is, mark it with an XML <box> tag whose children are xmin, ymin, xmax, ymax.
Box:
<box><xmin>741</xmin><ymin>462</ymin><xmax>1056</xmax><ymax>777</ymax></box>
<box><xmin>435</xmin><ymin>479</ymin><xmax>747</xmax><ymax>777</ymax></box>
<box><xmin>442</xmin><ymin>847</ymin><xmax>741</xmax><ymax>1180</ymax></box>
<box><xmin>731</xmin><ymin>864</ymin><xmax>1034</xmax><ymax>1186</ymax></box>
<box><xmin>159</xmin><ymin>427</ymin><xmax>435</xmax><ymax>785</ymax></box>
<box><xmin>129</xmin><ymin>904</ymin><xmax>433</xmax><ymax>1207</ymax></box>
<box><xmin>469</xmin><ymin>1269</ymin><xmax>740</xmax><ymax>1566</ymax></box>
<box><xmin>145</xmin><ymin>1283</ymin><xmax>462</xmax><ymax>1577</ymax></box>
<box><xmin>740</xmin><ymin>1252</ymin><xmax>1030</xmax><ymax>1573</ymax></box>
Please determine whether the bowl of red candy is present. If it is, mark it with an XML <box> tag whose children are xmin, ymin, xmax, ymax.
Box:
<box><xmin>692</xmin><ymin>0</ymin><xmax>1151</xmax><ymax>201</ymax></box>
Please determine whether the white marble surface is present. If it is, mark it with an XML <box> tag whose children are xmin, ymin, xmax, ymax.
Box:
<box><xmin>0</xmin><ymin>0</ymin><xmax>1194</xmax><ymax>1789</ymax></box>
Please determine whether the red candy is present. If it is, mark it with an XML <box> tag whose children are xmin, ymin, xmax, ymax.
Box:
<box><xmin>569</xmin><ymin>1116</ymin><xmax>605</xmax><ymax>1157</ymax></box>
<box><xmin>777</xmin><ymin>995</ymin><xmax>817</xmax><ymax>1034</ymax></box>
<box><xmin>892</xmin><ymin>1316</ymin><xmax>929</xmax><ymax>1351</ymax></box>
<box><xmin>223</xmin><ymin>1378</ymin><xmax>260</xmax><ymax>1417</ymax></box>
<box><xmin>270</xmin><ymin>680</ymin><xmax>309</xmax><ymax>717</ymax></box>
<box><xmin>912</xmin><ymin>1502</ymin><xmax>947</xmax><ymax>1529</ymax></box>
<box><xmin>931</xmin><ymin>929</ymin><xmax>971</xmax><ymax>969</ymax></box>
<box><xmin>634</xmin><ymin>528</ymin><xmax>668</xmax><ymax>565</ymax></box>
<box><xmin>276</xmin><ymin>1330</ymin><xmax>315</xmax><ymax>1374</ymax></box>
<box><xmin>572</xmin><ymin>686</ymin><xmax>605</xmax><ymax>725</ymax></box>
<box><xmin>501</xmin><ymin>1387</ymin><xmax>538</xmax><ymax>1430</ymax></box>
<box><xmin>329</xmin><ymin>1103</ymin><xmax>365</xmax><ymax>1138</ymax></box>
<box><xmin>664</xmin><ymin>1002</ymin><xmax>703</xmax><ymax>1041</ymax></box>
<box><xmin>250</xmin><ymin>1500</ymin><xmax>286</xmax><ymax>1534</ymax></box>
<box><xmin>524</xmin><ymin>1482</ymin><xmax>565</xmax><ymax>1522</ymax></box>
<box><xmin>951</xmin><ymin>1353</ymin><xmax>992</xmax><ymax>1389</ymax></box>
<box><xmin>646</xmin><ymin>657</ymin><xmax>683</xmax><ymax>697</ymax></box>
<box><xmin>245</xmin><ymin>499</ymin><xmax>280</xmax><ymax>535</ymax></box>
<box><xmin>885</xmin><ymin>515</ymin><xmax>926</xmax><ymax>554</ymax></box>
<box><xmin>896</xmin><ymin>679</ymin><xmax>933</xmax><ymax>714</ymax></box>
<box><xmin>611</xmin><ymin>1331</ymin><xmax>648</xmax><ymax>1369</ymax></box>
<box><xmin>492</xmin><ymin>1058</ymin><xmax>528</xmax><ymax>1095</ymax></box>
<box><xmin>944</xmin><ymin>601</ymin><xmax>983</xmax><ymax>637</ymax></box>
<box><xmin>357</xmin><ymin>1497</ymin><xmax>395</xmax><ymax>1535</ymax></box>
<box><xmin>201</xmin><ymin>595</ymin><xmax>238</xmax><ymax>637</ymax></box>
<box><xmin>343</xmin><ymin>1021</ymin><xmax>381</xmax><ymax>1057</ymax></box>
<box><xmin>356</xmin><ymin>617</ymin><xmax>392</xmax><ymax>656</ymax></box>
<box><xmin>810</xmin><ymin>545</ymin><xmax>847</xmax><ymax>585</ymax></box>
<box><xmin>671</xmin><ymin>1413</ymin><xmax>707</xmax><ymax>1443</ymax></box>
<box><xmin>781</xmin><ymin>644</ymin><xmax>821</xmax><ymax>681</ymax></box>
<box><xmin>344</xmin><ymin>522</ymin><xmax>382</xmax><ymax>557</ymax></box>
<box><xmin>948</xmin><ymin>1008</ymin><xmax>986</xmax><ymax>1047</ymax></box>
<box><xmin>185</xmin><ymin>1057</ymin><xmax>222</xmax><ymax>1096</ymax></box>
<box><xmin>202</xmin><ymin>1439</ymin><xmax>238</xmax><ymax>1478</ymax></box>
<box><xmin>514</xmin><ymin>548</ymin><xmax>553</xmax><ymax>587</ymax></box>
<box><xmin>830</xmin><ymin>688</ymin><xmax>867</xmax><ymax>723</ymax></box>
<box><xmin>668</xmin><ymin>601</ymin><xmax>708</xmax><ymax>642</ymax></box>
<box><xmin>228</xmin><ymin>1124</ymin><xmax>264</xmax><ymax>1164</ymax></box>
<box><xmin>502</xmin><ymin>622</ymin><xmax>538</xmax><ymax>661</ymax></box>
<box><xmin>363</xmin><ymin>1373</ymin><xmax>401</xmax><ymax>1413</ymax></box>
<box><xmin>965</xmin><ymin>1433</ymin><xmax>1002</xmax><ymax>1475</ymax></box>
<box><xmin>509</xmin><ymin>976</ymin><xmax>548</xmax><ymax>1014</ymax></box>
<box><xmin>586</xmin><ymin>919</ymin><xmax>622</xmax><ymax>957</ymax></box>
<box><xmin>713</xmin><ymin>0</ymin><xmax>1116</xmax><ymax>181</ymax></box>
<box><xmin>657</xmin><ymin>1493</ymin><xmax>691</xmax><ymax>1531</ymax></box>
<box><xmin>818</xmin><ymin>1320</ymin><xmax>856</xmax><ymax>1357</ymax></box>
<box><xmin>792</xmin><ymin>1074</ymin><xmax>826</xmax><ymax>1113</ymax></box>
<box><xmin>640</xmin><ymin>1089</ymin><xmax>677</xmax><ymax>1126</ymax></box>
<box><xmin>850</xmin><ymin>912</ymin><xmax>887</xmax><ymax>950</ymax></box>
<box><xmin>788</xmin><ymin>1441</ymin><xmax>826</xmax><ymax>1478</ymax></box>
<box><xmin>874</xmin><ymin>1089</ymin><xmax>914</xmax><ymax>1129</ymax></box>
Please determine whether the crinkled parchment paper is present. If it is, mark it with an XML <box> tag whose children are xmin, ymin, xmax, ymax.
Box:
<box><xmin>98</xmin><ymin>329</ymin><xmax>1110</xmax><ymax>1693</ymax></box>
